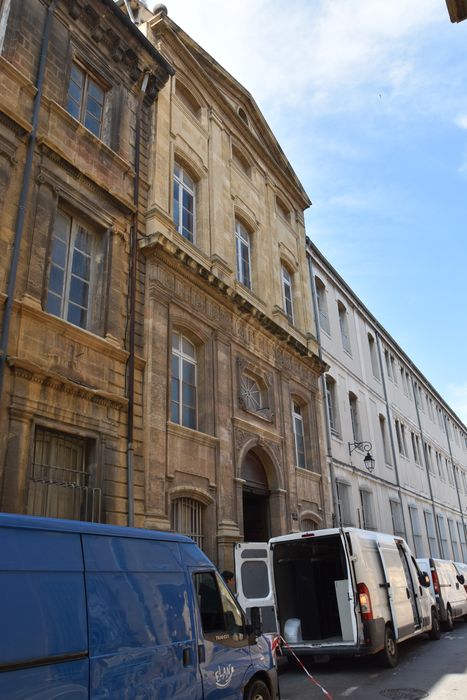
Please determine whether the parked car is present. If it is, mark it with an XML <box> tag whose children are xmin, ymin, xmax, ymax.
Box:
<box><xmin>417</xmin><ymin>557</ymin><xmax>467</xmax><ymax>629</ymax></box>
<box><xmin>0</xmin><ymin>513</ymin><xmax>277</xmax><ymax>700</ymax></box>
<box><xmin>236</xmin><ymin>527</ymin><xmax>440</xmax><ymax>668</ymax></box>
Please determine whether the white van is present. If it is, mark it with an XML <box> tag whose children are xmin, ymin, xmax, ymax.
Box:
<box><xmin>236</xmin><ymin>527</ymin><xmax>440</xmax><ymax>667</ymax></box>
<box><xmin>417</xmin><ymin>557</ymin><xmax>467</xmax><ymax>629</ymax></box>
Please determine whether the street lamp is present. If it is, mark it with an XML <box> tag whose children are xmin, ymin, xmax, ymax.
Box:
<box><xmin>348</xmin><ymin>441</ymin><xmax>375</xmax><ymax>473</ymax></box>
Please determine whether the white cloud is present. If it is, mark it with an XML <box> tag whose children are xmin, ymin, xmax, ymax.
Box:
<box><xmin>446</xmin><ymin>382</ymin><xmax>467</xmax><ymax>425</ymax></box>
<box><xmin>455</xmin><ymin>115</ymin><xmax>467</xmax><ymax>130</ymax></box>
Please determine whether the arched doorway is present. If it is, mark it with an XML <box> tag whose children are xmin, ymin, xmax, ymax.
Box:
<box><xmin>242</xmin><ymin>449</ymin><xmax>270</xmax><ymax>541</ymax></box>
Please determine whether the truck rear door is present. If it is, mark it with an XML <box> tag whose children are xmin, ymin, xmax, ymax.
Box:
<box><xmin>234</xmin><ymin>542</ymin><xmax>277</xmax><ymax>633</ymax></box>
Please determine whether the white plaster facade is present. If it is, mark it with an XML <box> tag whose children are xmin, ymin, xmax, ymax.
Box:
<box><xmin>308</xmin><ymin>241</ymin><xmax>467</xmax><ymax>562</ymax></box>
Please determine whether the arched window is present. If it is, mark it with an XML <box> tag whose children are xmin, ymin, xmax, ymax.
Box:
<box><xmin>235</xmin><ymin>219</ymin><xmax>252</xmax><ymax>289</ymax></box>
<box><xmin>171</xmin><ymin>331</ymin><xmax>197</xmax><ymax>429</ymax></box>
<box><xmin>173</xmin><ymin>162</ymin><xmax>195</xmax><ymax>242</ymax></box>
<box><xmin>171</xmin><ymin>497</ymin><xmax>204</xmax><ymax>549</ymax></box>
<box><xmin>300</xmin><ymin>517</ymin><xmax>318</xmax><ymax>532</ymax></box>
<box><xmin>292</xmin><ymin>401</ymin><xmax>306</xmax><ymax>469</ymax></box>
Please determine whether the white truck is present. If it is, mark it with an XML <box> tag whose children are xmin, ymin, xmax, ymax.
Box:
<box><xmin>417</xmin><ymin>557</ymin><xmax>467</xmax><ymax>629</ymax></box>
<box><xmin>235</xmin><ymin>527</ymin><xmax>441</xmax><ymax>667</ymax></box>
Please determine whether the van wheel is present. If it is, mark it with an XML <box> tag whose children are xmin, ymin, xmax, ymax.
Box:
<box><xmin>443</xmin><ymin>606</ymin><xmax>454</xmax><ymax>631</ymax></box>
<box><xmin>245</xmin><ymin>679</ymin><xmax>271</xmax><ymax>700</ymax></box>
<box><xmin>429</xmin><ymin>609</ymin><xmax>441</xmax><ymax>640</ymax></box>
<box><xmin>378</xmin><ymin>625</ymin><xmax>398</xmax><ymax>668</ymax></box>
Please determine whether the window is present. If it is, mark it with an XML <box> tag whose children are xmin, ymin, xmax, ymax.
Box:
<box><xmin>336</xmin><ymin>481</ymin><xmax>354</xmax><ymax>526</ymax></box>
<box><xmin>281</xmin><ymin>264</ymin><xmax>294</xmax><ymax>324</ymax></box>
<box><xmin>400</xmin><ymin>367</ymin><xmax>408</xmax><ymax>394</ymax></box>
<box><xmin>435</xmin><ymin>452</ymin><xmax>445</xmax><ymax>481</ymax></box>
<box><xmin>448</xmin><ymin>518</ymin><xmax>460</xmax><ymax>561</ymax></box>
<box><xmin>447</xmin><ymin>459</ymin><xmax>455</xmax><ymax>487</ymax></box>
<box><xmin>424</xmin><ymin>510</ymin><xmax>439</xmax><ymax>557</ymax></box>
<box><xmin>408</xmin><ymin>505</ymin><xmax>424</xmax><ymax>557</ymax></box>
<box><xmin>173</xmin><ymin>162</ymin><xmax>195</xmax><ymax>242</ymax></box>
<box><xmin>458</xmin><ymin>522</ymin><xmax>467</xmax><ymax>561</ymax></box>
<box><xmin>193</xmin><ymin>571</ymin><xmax>247</xmax><ymax>647</ymax></box>
<box><xmin>390</xmin><ymin>499</ymin><xmax>405</xmax><ymax>538</ymax></box>
<box><xmin>437</xmin><ymin>514</ymin><xmax>450</xmax><ymax>559</ymax></box>
<box><xmin>292</xmin><ymin>402</ymin><xmax>306</xmax><ymax>469</ymax></box>
<box><xmin>174</xmin><ymin>79</ymin><xmax>201</xmax><ymax>119</ymax></box>
<box><xmin>235</xmin><ymin>219</ymin><xmax>252</xmax><ymax>289</ymax></box>
<box><xmin>67</xmin><ymin>63</ymin><xmax>105</xmax><ymax>137</ymax></box>
<box><xmin>325</xmin><ymin>376</ymin><xmax>340</xmax><ymax>438</ymax></box>
<box><xmin>338</xmin><ymin>301</ymin><xmax>351</xmax><ymax>353</ymax></box>
<box><xmin>232</xmin><ymin>143</ymin><xmax>251</xmax><ymax>178</ymax></box>
<box><xmin>384</xmin><ymin>350</ymin><xmax>393</xmax><ymax>381</ymax></box>
<box><xmin>424</xmin><ymin>442</ymin><xmax>434</xmax><ymax>474</ymax></box>
<box><xmin>379</xmin><ymin>415</ymin><xmax>392</xmax><ymax>465</ymax></box>
<box><xmin>390</xmin><ymin>356</ymin><xmax>397</xmax><ymax>384</ymax></box>
<box><xmin>462</xmin><ymin>470</ymin><xmax>467</xmax><ymax>494</ymax></box>
<box><xmin>171</xmin><ymin>331</ymin><xmax>197</xmax><ymax>430</ymax></box>
<box><xmin>28</xmin><ymin>427</ymin><xmax>100</xmax><ymax>522</ymax></box>
<box><xmin>349</xmin><ymin>392</ymin><xmax>361</xmax><ymax>443</ymax></box>
<box><xmin>368</xmin><ymin>334</ymin><xmax>380</xmax><ymax>379</ymax></box>
<box><xmin>171</xmin><ymin>497</ymin><xmax>204</xmax><ymax>548</ymax></box>
<box><xmin>411</xmin><ymin>432</ymin><xmax>421</xmax><ymax>465</ymax></box>
<box><xmin>315</xmin><ymin>277</ymin><xmax>330</xmax><ymax>334</ymax></box>
<box><xmin>46</xmin><ymin>209</ymin><xmax>103</xmax><ymax>330</ymax></box>
<box><xmin>406</xmin><ymin>372</ymin><xmax>413</xmax><ymax>400</ymax></box>
<box><xmin>395</xmin><ymin>419</ymin><xmax>408</xmax><ymax>458</ymax></box>
<box><xmin>360</xmin><ymin>489</ymin><xmax>375</xmax><ymax>529</ymax></box>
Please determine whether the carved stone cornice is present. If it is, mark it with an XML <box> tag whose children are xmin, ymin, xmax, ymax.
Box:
<box><xmin>7</xmin><ymin>357</ymin><xmax>128</xmax><ymax>411</ymax></box>
<box><xmin>142</xmin><ymin>230</ymin><xmax>327</xmax><ymax>376</ymax></box>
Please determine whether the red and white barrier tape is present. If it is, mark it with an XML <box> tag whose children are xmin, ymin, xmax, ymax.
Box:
<box><xmin>277</xmin><ymin>635</ymin><xmax>334</xmax><ymax>700</ymax></box>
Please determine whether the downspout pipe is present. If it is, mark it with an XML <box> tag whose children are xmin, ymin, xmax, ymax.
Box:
<box><xmin>375</xmin><ymin>331</ymin><xmax>409</xmax><ymax>539</ymax></box>
<box><xmin>127</xmin><ymin>71</ymin><xmax>149</xmax><ymax>528</ymax></box>
<box><xmin>0</xmin><ymin>0</ymin><xmax>59</xmax><ymax>400</ymax></box>
<box><xmin>307</xmin><ymin>250</ymin><xmax>338</xmax><ymax>527</ymax></box>
<box><xmin>442</xmin><ymin>413</ymin><xmax>467</xmax><ymax>552</ymax></box>
<box><xmin>409</xmin><ymin>374</ymin><xmax>443</xmax><ymax>557</ymax></box>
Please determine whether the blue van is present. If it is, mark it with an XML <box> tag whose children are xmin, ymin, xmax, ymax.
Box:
<box><xmin>0</xmin><ymin>513</ymin><xmax>277</xmax><ymax>699</ymax></box>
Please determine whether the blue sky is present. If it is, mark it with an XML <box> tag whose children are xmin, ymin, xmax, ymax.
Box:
<box><xmin>161</xmin><ymin>0</ymin><xmax>467</xmax><ymax>424</ymax></box>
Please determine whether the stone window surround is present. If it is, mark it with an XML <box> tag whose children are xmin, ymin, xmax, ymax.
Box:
<box><xmin>236</xmin><ymin>356</ymin><xmax>274</xmax><ymax>423</ymax></box>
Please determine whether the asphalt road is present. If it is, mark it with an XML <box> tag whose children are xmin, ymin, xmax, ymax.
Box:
<box><xmin>277</xmin><ymin>620</ymin><xmax>467</xmax><ymax>700</ymax></box>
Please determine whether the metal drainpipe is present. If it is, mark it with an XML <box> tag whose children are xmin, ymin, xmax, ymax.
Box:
<box><xmin>409</xmin><ymin>374</ymin><xmax>443</xmax><ymax>556</ymax></box>
<box><xmin>375</xmin><ymin>331</ymin><xmax>409</xmax><ymax>539</ymax></box>
<box><xmin>307</xmin><ymin>251</ymin><xmax>338</xmax><ymax>527</ymax></box>
<box><xmin>442</xmin><ymin>413</ymin><xmax>467</xmax><ymax>553</ymax></box>
<box><xmin>0</xmin><ymin>0</ymin><xmax>59</xmax><ymax>400</ymax></box>
<box><xmin>127</xmin><ymin>71</ymin><xmax>149</xmax><ymax>528</ymax></box>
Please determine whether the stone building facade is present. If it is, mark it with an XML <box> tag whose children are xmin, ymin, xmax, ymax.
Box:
<box><xmin>0</xmin><ymin>0</ymin><xmax>172</xmax><ymax>524</ymax></box>
<box><xmin>137</xmin><ymin>8</ymin><xmax>329</xmax><ymax>569</ymax></box>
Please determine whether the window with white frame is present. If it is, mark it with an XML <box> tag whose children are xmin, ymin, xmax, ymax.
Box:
<box><xmin>379</xmin><ymin>414</ymin><xmax>392</xmax><ymax>465</ymax></box>
<box><xmin>349</xmin><ymin>392</ymin><xmax>361</xmax><ymax>443</ymax></box>
<box><xmin>360</xmin><ymin>489</ymin><xmax>375</xmax><ymax>529</ymax></box>
<box><xmin>28</xmin><ymin>427</ymin><xmax>100</xmax><ymax>522</ymax></box>
<box><xmin>67</xmin><ymin>62</ymin><xmax>106</xmax><ymax>138</ymax></box>
<box><xmin>406</xmin><ymin>372</ymin><xmax>413</xmax><ymax>400</ymax></box>
<box><xmin>395</xmin><ymin>419</ymin><xmax>408</xmax><ymax>458</ymax></box>
<box><xmin>325</xmin><ymin>376</ymin><xmax>340</xmax><ymax>438</ymax></box>
<box><xmin>292</xmin><ymin>401</ymin><xmax>306</xmax><ymax>469</ymax></box>
<box><xmin>400</xmin><ymin>366</ymin><xmax>408</xmax><ymax>394</ymax></box>
<box><xmin>424</xmin><ymin>510</ymin><xmax>439</xmax><ymax>557</ymax></box>
<box><xmin>390</xmin><ymin>499</ymin><xmax>406</xmax><ymax>538</ymax></box>
<box><xmin>235</xmin><ymin>219</ymin><xmax>252</xmax><ymax>289</ymax></box>
<box><xmin>336</xmin><ymin>481</ymin><xmax>354</xmax><ymax>526</ymax></box>
<box><xmin>448</xmin><ymin>518</ymin><xmax>460</xmax><ymax>561</ymax></box>
<box><xmin>173</xmin><ymin>162</ymin><xmax>195</xmax><ymax>242</ymax></box>
<box><xmin>315</xmin><ymin>276</ymin><xmax>330</xmax><ymax>334</ymax></box>
<box><xmin>46</xmin><ymin>209</ymin><xmax>106</xmax><ymax>331</ymax></box>
<box><xmin>171</xmin><ymin>497</ymin><xmax>204</xmax><ymax>549</ymax></box>
<box><xmin>435</xmin><ymin>452</ymin><xmax>445</xmax><ymax>481</ymax></box>
<box><xmin>390</xmin><ymin>356</ymin><xmax>397</xmax><ymax>384</ymax></box>
<box><xmin>368</xmin><ymin>333</ymin><xmax>380</xmax><ymax>379</ymax></box>
<box><xmin>337</xmin><ymin>301</ymin><xmax>351</xmax><ymax>354</ymax></box>
<box><xmin>411</xmin><ymin>432</ymin><xmax>421</xmax><ymax>465</ymax></box>
<box><xmin>447</xmin><ymin>459</ymin><xmax>455</xmax><ymax>487</ymax></box>
<box><xmin>457</xmin><ymin>522</ymin><xmax>467</xmax><ymax>561</ymax></box>
<box><xmin>171</xmin><ymin>331</ymin><xmax>197</xmax><ymax>430</ymax></box>
<box><xmin>281</xmin><ymin>264</ymin><xmax>294</xmax><ymax>324</ymax></box>
<box><xmin>437</xmin><ymin>514</ymin><xmax>450</xmax><ymax>559</ymax></box>
<box><xmin>408</xmin><ymin>505</ymin><xmax>424</xmax><ymax>557</ymax></box>
<box><xmin>424</xmin><ymin>442</ymin><xmax>435</xmax><ymax>474</ymax></box>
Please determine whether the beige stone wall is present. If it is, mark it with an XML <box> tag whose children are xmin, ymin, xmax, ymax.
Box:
<box><xmin>141</xmin><ymin>9</ymin><xmax>331</xmax><ymax>569</ymax></box>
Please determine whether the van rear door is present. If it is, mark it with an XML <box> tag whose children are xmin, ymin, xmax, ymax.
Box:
<box><xmin>234</xmin><ymin>542</ymin><xmax>277</xmax><ymax>633</ymax></box>
<box><xmin>376</xmin><ymin>538</ymin><xmax>417</xmax><ymax>639</ymax></box>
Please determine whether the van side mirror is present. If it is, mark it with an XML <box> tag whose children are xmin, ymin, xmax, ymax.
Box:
<box><xmin>249</xmin><ymin>607</ymin><xmax>263</xmax><ymax>638</ymax></box>
<box><xmin>419</xmin><ymin>572</ymin><xmax>430</xmax><ymax>588</ymax></box>
<box><xmin>456</xmin><ymin>574</ymin><xmax>465</xmax><ymax>585</ymax></box>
